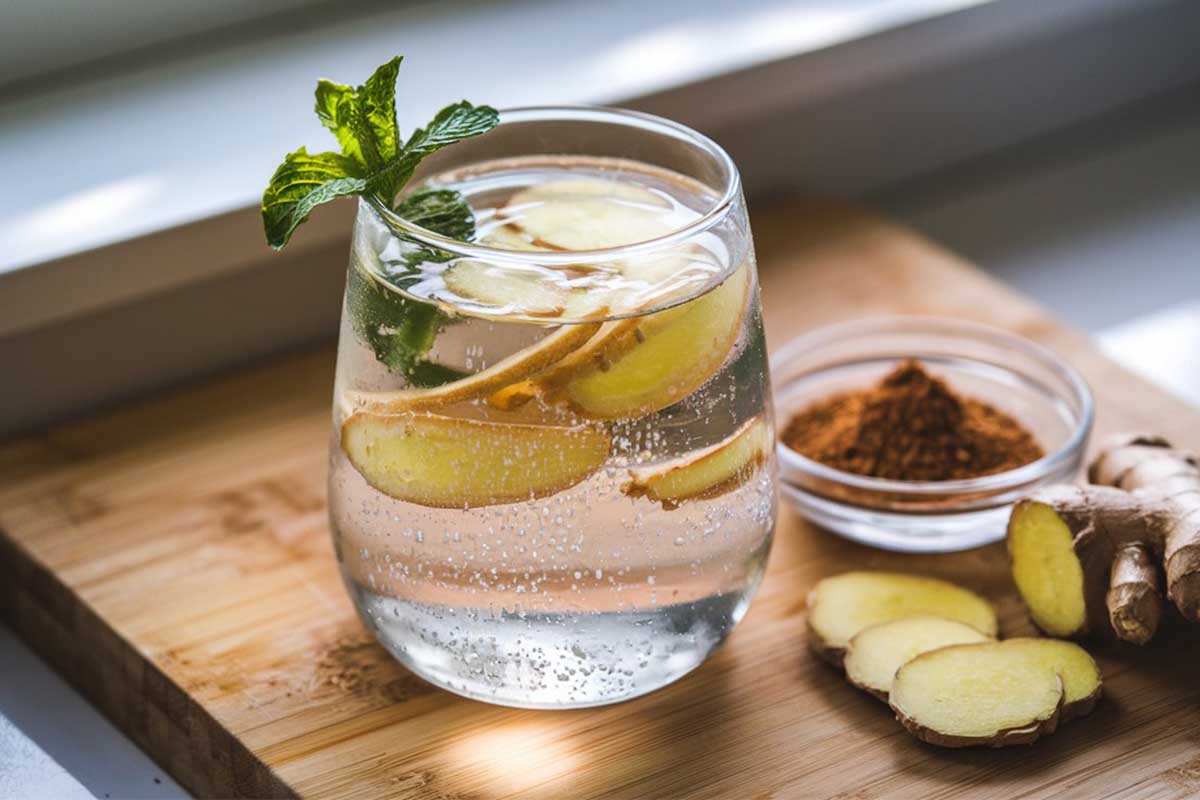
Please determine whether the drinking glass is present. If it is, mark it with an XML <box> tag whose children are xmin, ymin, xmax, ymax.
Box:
<box><xmin>328</xmin><ymin>107</ymin><xmax>777</xmax><ymax>708</ymax></box>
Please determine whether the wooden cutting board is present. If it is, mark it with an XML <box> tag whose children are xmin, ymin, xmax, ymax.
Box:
<box><xmin>2</xmin><ymin>203</ymin><xmax>1198</xmax><ymax>800</ymax></box>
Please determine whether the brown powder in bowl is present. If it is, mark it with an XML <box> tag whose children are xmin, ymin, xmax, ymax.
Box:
<box><xmin>780</xmin><ymin>359</ymin><xmax>1044</xmax><ymax>481</ymax></box>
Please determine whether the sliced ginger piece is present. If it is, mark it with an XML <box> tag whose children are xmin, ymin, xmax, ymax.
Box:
<box><xmin>488</xmin><ymin>316</ymin><xmax>645</xmax><ymax>411</ymax></box>
<box><xmin>341</xmin><ymin>412</ymin><xmax>610</xmax><ymax>508</ymax></box>
<box><xmin>843</xmin><ymin>616</ymin><xmax>992</xmax><ymax>700</ymax></box>
<box><xmin>444</xmin><ymin>257</ymin><xmax>623</xmax><ymax>321</ymax></box>
<box><xmin>443</xmin><ymin>259</ymin><xmax>568</xmax><ymax>317</ymax></box>
<box><xmin>889</xmin><ymin>638</ymin><xmax>1101</xmax><ymax>747</ymax></box>
<box><xmin>563</xmin><ymin>262</ymin><xmax>750</xmax><ymax>419</ymax></box>
<box><xmin>480</xmin><ymin>223</ymin><xmax>617</xmax><ymax>278</ymax></box>
<box><xmin>889</xmin><ymin>640</ymin><xmax>1065</xmax><ymax>748</ymax></box>
<box><xmin>479</xmin><ymin>223</ymin><xmax>550</xmax><ymax>252</ymax></box>
<box><xmin>345</xmin><ymin>321</ymin><xmax>602</xmax><ymax>414</ymax></box>
<box><xmin>806</xmin><ymin>571</ymin><xmax>998</xmax><ymax>666</ymax></box>
<box><xmin>1007</xmin><ymin>637</ymin><xmax>1103</xmax><ymax>720</ymax></box>
<box><xmin>502</xmin><ymin>178</ymin><xmax>672</xmax><ymax>251</ymax></box>
<box><xmin>489</xmin><ymin>261</ymin><xmax>748</xmax><ymax>419</ymax></box>
<box><xmin>505</xmin><ymin>177</ymin><xmax>717</xmax><ymax>314</ymax></box>
<box><xmin>622</xmin><ymin>416</ymin><xmax>770</xmax><ymax>509</ymax></box>
<box><xmin>483</xmin><ymin>175</ymin><xmax>749</xmax><ymax>419</ymax></box>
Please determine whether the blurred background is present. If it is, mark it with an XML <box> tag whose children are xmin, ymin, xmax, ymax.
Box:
<box><xmin>1</xmin><ymin>0</ymin><xmax>1197</xmax><ymax>796</ymax></box>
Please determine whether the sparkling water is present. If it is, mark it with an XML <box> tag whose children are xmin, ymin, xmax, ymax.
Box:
<box><xmin>328</xmin><ymin>155</ymin><xmax>776</xmax><ymax>707</ymax></box>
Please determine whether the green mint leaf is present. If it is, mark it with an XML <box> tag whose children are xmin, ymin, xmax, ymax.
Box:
<box><xmin>314</xmin><ymin>80</ymin><xmax>369</xmax><ymax>169</ymax></box>
<box><xmin>263</xmin><ymin>56</ymin><xmax>499</xmax><ymax>384</ymax></box>
<box><xmin>345</xmin><ymin>263</ymin><xmax>466</xmax><ymax>386</ymax></box>
<box><xmin>359</xmin><ymin>56</ymin><xmax>403</xmax><ymax>167</ymax></box>
<box><xmin>405</xmin><ymin>101</ymin><xmax>500</xmax><ymax>159</ymax></box>
<box><xmin>348</xmin><ymin>266</ymin><xmax>446</xmax><ymax>383</ymax></box>
<box><xmin>261</xmin><ymin>148</ymin><xmax>365</xmax><ymax>249</ymax></box>
<box><xmin>365</xmin><ymin>101</ymin><xmax>500</xmax><ymax>199</ymax></box>
<box><xmin>394</xmin><ymin>188</ymin><xmax>476</xmax><ymax>242</ymax></box>
<box><xmin>345</xmin><ymin>188</ymin><xmax>476</xmax><ymax>385</ymax></box>
<box><xmin>314</xmin><ymin>56</ymin><xmax>402</xmax><ymax>175</ymax></box>
<box><xmin>403</xmin><ymin>360</ymin><xmax>468</xmax><ymax>386</ymax></box>
<box><xmin>263</xmin><ymin>56</ymin><xmax>497</xmax><ymax>249</ymax></box>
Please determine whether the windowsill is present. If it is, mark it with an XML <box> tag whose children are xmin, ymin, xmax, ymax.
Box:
<box><xmin>0</xmin><ymin>0</ymin><xmax>1024</xmax><ymax>336</ymax></box>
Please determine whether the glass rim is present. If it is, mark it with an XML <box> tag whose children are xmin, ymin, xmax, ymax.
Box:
<box><xmin>363</xmin><ymin>105</ymin><xmax>742</xmax><ymax>266</ymax></box>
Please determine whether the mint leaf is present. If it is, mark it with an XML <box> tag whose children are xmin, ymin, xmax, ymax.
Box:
<box><xmin>405</xmin><ymin>101</ymin><xmax>499</xmax><ymax>159</ymax></box>
<box><xmin>394</xmin><ymin>188</ymin><xmax>476</xmax><ymax>241</ymax></box>
<box><xmin>262</xmin><ymin>149</ymin><xmax>365</xmax><ymax>249</ymax></box>
<box><xmin>363</xmin><ymin>101</ymin><xmax>499</xmax><ymax>202</ymax></box>
<box><xmin>345</xmin><ymin>266</ymin><xmax>465</xmax><ymax>386</ymax></box>
<box><xmin>314</xmin><ymin>55</ymin><xmax>402</xmax><ymax>175</ymax></box>
<box><xmin>346</xmin><ymin>187</ymin><xmax>477</xmax><ymax>385</ymax></box>
<box><xmin>263</xmin><ymin>56</ymin><xmax>497</xmax><ymax>385</ymax></box>
<box><xmin>359</xmin><ymin>56</ymin><xmax>404</xmax><ymax>168</ymax></box>
<box><xmin>262</xmin><ymin>56</ymin><xmax>497</xmax><ymax>249</ymax></box>
<box><xmin>314</xmin><ymin>80</ymin><xmax>370</xmax><ymax>169</ymax></box>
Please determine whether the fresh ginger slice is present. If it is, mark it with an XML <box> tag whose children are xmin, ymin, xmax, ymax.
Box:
<box><xmin>843</xmin><ymin>616</ymin><xmax>992</xmax><ymax>700</ymax></box>
<box><xmin>487</xmin><ymin>316</ymin><xmax>645</xmax><ymax>411</ymax></box>
<box><xmin>484</xmin><ymin>175</ymin><xmax>749</xmax><ymax>419</ymax></box>
<box><xmin>622</xmin><ymin>416</ymin><xmax>770</xmax><ymax>509</ymax></box>
<box><xmin>345</xmin><ymin>321</ymin><xmax>602</xmax><ymax>414</ymax></box>
<box><xmin>889</xmin><ymin>640</ymin><xmax>1066</xmax><ymax>748</ymax></box>
<box><xmin>505</xmin><ymin>177</ymin><xmax>716</xmax><ymax>312</ymax></box>
<box><xmin>889</xmin><ymin>638</ymin><xmax>1101</xmax><ymax>747</ymax></box>
<box><xmin>502</xmin><ymin>179</ymin><xmax>672</xmax><ymax>251</ymax></box>
<box><xmin>480</xmin><ymin>223</ymin><xmax>616</xmax><ymax>277</ymax></box>
<box><xmin>480</xmin><ymin>223</ymin><xmax>549</xmax><ymax>252</ymax></box>
<box><xmin>488</xmin><ymin>261</ymin><xmax>747</xmax><ymax>417</ymax></box>
<box><xmin>443</xmin><ymin>259</ymin><xmax>568</xmax><ymax>317</ymax></box>
<box><xmin>563</xmin><ymin>262</ymin><xmax>750</xmax><ymax>419</ymax></box>
<box><xmin>1008</xmin><ymin>498</ymin><xmax>1089</xmax><ymax>638</ymax></box>
<box><xmin>341</xmin><ymin>412</ymin><xmax>610</xmax><ymax>508</ymax></box>
<box><xmin>1006</xmin><ymin>637</ymin><xmax>1103</xmax><ymax>720</ymax></box>
<box><xmin>806</xmin><ymin>571</ymin><xmax>998</xmax><ymax>665</ymax></box>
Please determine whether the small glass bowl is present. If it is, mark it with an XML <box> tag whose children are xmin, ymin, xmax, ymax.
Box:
<box><xmin>770</xmin><ymin>316</ymin><xmax>1093</xmax><ymax>552</ymax></box>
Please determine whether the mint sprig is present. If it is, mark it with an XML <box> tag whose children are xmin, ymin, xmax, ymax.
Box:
<box><xmin>262</xmin><ymin>56</ymin><xmax>498</xmax><ymax>386</ymax></box>
<box><xmin>262</xmin><ymin>55</ymin><xmax>498</xmax><ymax>249</ymax></box>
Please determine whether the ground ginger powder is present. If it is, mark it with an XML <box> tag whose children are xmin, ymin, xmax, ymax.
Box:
<box><xmin>781</xmin><ymin>359</ymin><xmax>1044</xmax><ymax>481</ymax></box>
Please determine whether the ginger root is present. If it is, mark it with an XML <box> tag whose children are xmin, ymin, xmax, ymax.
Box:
<box><xmin>1008</xmin><ymin>434</ymin><xmax>1200</xmax><ymax>644</ymax></box>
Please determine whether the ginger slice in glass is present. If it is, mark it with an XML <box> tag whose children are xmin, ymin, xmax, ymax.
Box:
<box><xmin>502</xmin><ymin>177</ymin><xmax>713</xmax><ymax>316</ymax></box>
<box><xmin>341</xmin><ymin>412</ymin><xmax>610</xmax><ymax>508</ymax></box>
<box><xmin>442</xmin><ymin>259</ymin><xmax>569</xmax><ymax>317</ymax></box>
<box><xmin>488</xmin><ymin>315</ymin><xmax>643</xmax><ymax>410</ymax></box>
<box><xmin>501</xmin><ymin>178</ymin><xmax>673</xmax><ymax>251</ymax></box>
<box><xmin>489</xmin><ymin>262</ymin><xmax>748</xmax><ymax>418</ymax></box>
<box><xmin>562</xmin><ymin>261</ymin><xmax>749</xmax><ymax>419</ymax></box>
<box><xmin>622</xmin><ymin>415</ymin><xmax>770</xmax><ymax>509</ymax></box>
<box><xmin>345</xmin><ymin>320</ymin><xmax>603</xmax><ymax>415</ymax></box>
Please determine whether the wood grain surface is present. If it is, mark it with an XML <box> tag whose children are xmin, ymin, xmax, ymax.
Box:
<box><xmin>2</xmin><ymin>203</ymin><xmax>1198</xmax><ymax>799</ymax></box>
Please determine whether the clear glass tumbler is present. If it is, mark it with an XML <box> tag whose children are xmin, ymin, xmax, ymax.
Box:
<box><xmin>328</xmin><ymin>107</ymin><xmax>777</xmax><ymax>708</ymax></box>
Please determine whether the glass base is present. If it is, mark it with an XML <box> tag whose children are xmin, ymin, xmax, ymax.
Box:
<box><xmin>348</xmin><ymin>581</ymin><xmax>757</xmax><ymax>708</ymax></box>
